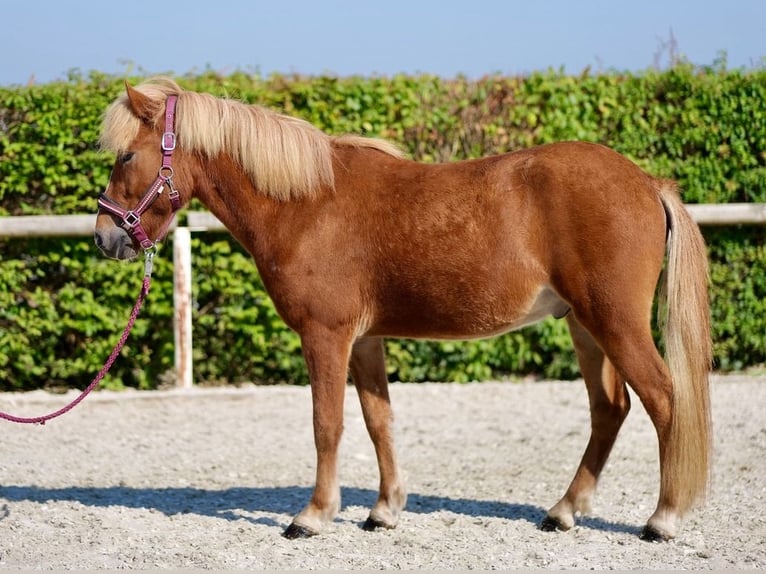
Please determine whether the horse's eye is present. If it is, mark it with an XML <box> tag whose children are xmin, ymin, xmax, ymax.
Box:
<box><xmin>120</xmin><ymin>152</ymin><xmax>135</xmax><ymax>164</ymax></box>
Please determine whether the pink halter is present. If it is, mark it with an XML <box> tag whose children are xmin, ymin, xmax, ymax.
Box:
<box><xmin>98</xmin><ymin>95</ymin><xmax>182</xmax><ymax>250</ymax></box>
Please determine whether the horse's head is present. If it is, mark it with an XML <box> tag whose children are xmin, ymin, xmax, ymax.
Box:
<box><xmin>95</xmin><ymin>82</ymin><xmax>188</xmax><ymax>260</ymax></box>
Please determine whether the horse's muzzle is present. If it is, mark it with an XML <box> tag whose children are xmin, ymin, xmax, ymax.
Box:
<box><xmin>94</xmin><ymin>226</ymin><xmax>138</xmax><ymax>260</ymax></box>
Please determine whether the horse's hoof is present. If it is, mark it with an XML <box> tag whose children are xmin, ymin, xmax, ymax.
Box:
<box><xmin>639</xmin><ymin>525</ymin><xmax>671</xmax><ymax>543</ymax></box>
<box><xmin>282</xmin><ymin>523</ymin><xmax>318</xmax><ymax>539</ymax></box>
<box><xmin>539</xmin><ymin>515</ymin><xmax>567</xmax><ymax>532</ymax></box>
<box><xmin>362</xmin><ymin>516</ymin><xmax>393</xmax><ymax>531</ymax></box>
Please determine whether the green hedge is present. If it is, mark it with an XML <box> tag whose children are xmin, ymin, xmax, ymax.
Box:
<box><xmin>1</xmin><ymin>65</ymin><xmax>764</xmax><ymax>390</ymax></box>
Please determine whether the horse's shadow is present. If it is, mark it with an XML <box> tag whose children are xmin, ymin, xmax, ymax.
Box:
<box><xmin>0</xmin><ymin>484</ymin><xmax>640</xmax><ymax>535</ymax></box>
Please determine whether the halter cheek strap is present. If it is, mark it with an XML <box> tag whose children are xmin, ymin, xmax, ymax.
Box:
<box><xmin>98</xmin><ymin>94</ymin><xmax>182</xmax><ymax>250</ymax></box>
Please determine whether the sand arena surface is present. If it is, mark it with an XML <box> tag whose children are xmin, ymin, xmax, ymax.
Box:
<box><xmin>1</xmin><ymin>375</ymin><xmax>764</xmax><ymax>570</ymax></box>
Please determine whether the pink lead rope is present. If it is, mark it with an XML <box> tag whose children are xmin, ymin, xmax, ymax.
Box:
<box><xmin>0</xmin><ymin>251</ymin><xmax>155</xmax><ymax>425</ymax></box>
<box><xmin>3</xmin><ymin>94</ymin><xmax>182</xmax><ymax>425</ymax></box>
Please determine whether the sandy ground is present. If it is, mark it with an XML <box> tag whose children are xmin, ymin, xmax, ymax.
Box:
<box><xmin>0</xmin><ymin>375</ymin><xmax>764</xmax><ymax>570</ymax></box>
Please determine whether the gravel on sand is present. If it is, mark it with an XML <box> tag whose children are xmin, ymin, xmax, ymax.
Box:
<box><xmin>1</xmin><ymin>375</ymin><xmax>764</xmax><ymax>570</ymax></box>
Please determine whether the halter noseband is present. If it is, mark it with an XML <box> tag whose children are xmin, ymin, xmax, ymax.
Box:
<box><xmin>98</xmin><ymin>94</ymin><xmax>183</xmax><ymax>250</ymax></box>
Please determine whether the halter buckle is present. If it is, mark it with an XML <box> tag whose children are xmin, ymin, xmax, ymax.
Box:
<box><xmin>162</xmin><ymin>132</ymin><xmax>176</xmax><ymax>151</ymax></box>
<box><xmin>123</xmin><ymin>211</ymin><xmax>141</xmax><ymax>228</ymax></box>
<box><xmin>168</xmin><ymin>188</ymin><xmax>181</xmax><ymax>210</ymax></box>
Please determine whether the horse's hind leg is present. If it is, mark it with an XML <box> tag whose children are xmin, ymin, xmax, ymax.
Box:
<box><xmin>349</xmin><ymin>337</ymin><xmax>407</xmax><ymax>530</ymax></box>
<box><xmin>596</xmin><ymin>332</ymin><xmax>680</xmax><ymax>540</ymax></box>
<box><xmin>564</xmin><ymin>310</ymin><xmax>683</xmax><ymax>540</ymax></box>
<box><xmin>542</xmin><ymin>315</ymin><xmax>631</xmax><ymax>532</ymax></box>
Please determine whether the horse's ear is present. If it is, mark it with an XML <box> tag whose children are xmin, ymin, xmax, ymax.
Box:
<box><xmin>124</xmin><ymin>81</ymin><xmax>155</xmax><ymax>123</ymax></box>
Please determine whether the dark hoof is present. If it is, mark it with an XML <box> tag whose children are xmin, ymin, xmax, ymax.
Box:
<box><xmin>539</xmin><ymin>515</ymin><xmax>566</xmax><ymax>532</ymax></box>
<box><xmin>362</xmin><ymin>517</ymin><xmax>391</xmax><ymax>531</ymax></box>
<box><xmin>282</xmin><ymin>523</ymin><xmax>318</xmax><ymax>539</ymax></box>
<box><xmin>639</xmin><ymin>525</ymin><xmax>670</xmax><ymax>543</ymax></box>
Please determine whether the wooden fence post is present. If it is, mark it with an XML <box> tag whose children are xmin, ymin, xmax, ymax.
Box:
<box><xmin>173</xmin><ymin>227</ymin><xmax>193</xmax><ymax>389</ymax></box>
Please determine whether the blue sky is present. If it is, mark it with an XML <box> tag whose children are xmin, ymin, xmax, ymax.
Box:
<box><xmin>2</xmin><ymin>0</ymin><xmax>764</xmax><ymax>86</ymax></box>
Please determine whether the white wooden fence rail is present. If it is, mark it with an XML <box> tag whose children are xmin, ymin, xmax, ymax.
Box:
<box><xmin>1</xmin><ymin>203</ymin><xmax>765</xmax><ymax>388</ymax></box>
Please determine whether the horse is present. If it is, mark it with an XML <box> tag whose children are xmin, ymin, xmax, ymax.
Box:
<box><xmin>94</xmin><ymin>78</ymin><xmax>712</xmax><ymax>542</ymax></box>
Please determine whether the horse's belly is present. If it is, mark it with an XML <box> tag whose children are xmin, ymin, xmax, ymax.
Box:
<box><xmin>467</xmin><ymin>285</ymin><xmax>570</xmax><ymax>338</ymax></box>
<box><xmin>369</xmin><ymin>285</ymin><xmax>569</xmax><ymax>340</ymax></box>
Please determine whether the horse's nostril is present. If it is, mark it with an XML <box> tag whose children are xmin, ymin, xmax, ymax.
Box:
<box><xmin>94</xmin><ymin>232</ymin><xmax>105</xmax><ymax>250</ymax></box>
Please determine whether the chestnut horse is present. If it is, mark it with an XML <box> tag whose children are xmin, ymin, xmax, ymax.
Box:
<box><xmin>94</xmin><ymin>79</ymin><xmax>712</xmax><ymax>541</ymax></box>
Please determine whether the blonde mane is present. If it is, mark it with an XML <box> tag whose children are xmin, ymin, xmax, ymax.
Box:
<box><xmin>99</xmin><ymin>77</ymin><xmax>404</xmax><ymax>201</ymax></box>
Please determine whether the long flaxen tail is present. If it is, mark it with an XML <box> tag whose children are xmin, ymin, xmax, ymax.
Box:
<box><xmin>657</xmin><ymin>180</ymin><xmax>713</xmax><ymax>516</ymax></box>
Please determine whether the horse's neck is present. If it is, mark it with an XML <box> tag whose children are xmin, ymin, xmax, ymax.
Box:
<box><xmin>192</xmin><ymin>145</ymin><xmax>400</xmax><ymax>263</ymax></box>
<box><xmin>193</xmin><ymin>154</ymin><xmax>277</xmax><ymax>258</ymax></box>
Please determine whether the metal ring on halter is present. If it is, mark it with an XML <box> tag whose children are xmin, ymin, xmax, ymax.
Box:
<box><xmin>159</xmin><ymin>165</ymin><xmax>174</xmax><ymax>180</ymax></box>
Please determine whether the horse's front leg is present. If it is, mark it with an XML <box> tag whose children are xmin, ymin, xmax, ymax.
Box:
<box><xmin>349</xmin><ymin>337</ymin><xmax>406</xmax><ymax>531</ymax></box>
<box><xmin>283</xmin><ymin>325</ymin><xmax>354</xmax><ymax>539</ymax></box>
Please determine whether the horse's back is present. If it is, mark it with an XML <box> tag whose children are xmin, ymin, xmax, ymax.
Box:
<box><xmin>344</xmin><ymin>139</ymin><xmax>669</xmax><ymax>269</ymax></box>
